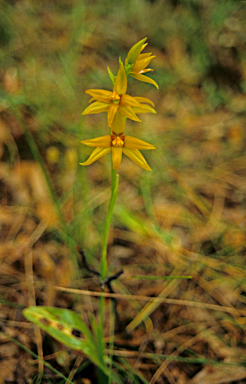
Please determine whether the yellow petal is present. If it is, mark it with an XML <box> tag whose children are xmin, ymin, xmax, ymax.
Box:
<box><xmin>112</xmin><ymin>146</ymin><xmax>123</xmax><ymax>170</ymax></box>
<box><xmin>132</xmin><ymin>56</ymin><xmax>155</xmax><ymax>72</ymax></box>
<box><xmin>124</xmin><ymin>136</ymin><xmax>155</xmax><ymax>150</ymax></box>
<box><xmin>118</xmin><ymin>105</ymin><xmax>141</xmax><ymax>122</ymax></box>
<box><xmin>120</xmin><ymin>94</ymin><xmax>142</xmax><ymax>107</ymax></box>
<box><xmin>111</xmin><ymin>111</ymin><xmax>125</xmax><ymax>135</ymax></box>
<box><xmin>80</xmin><ymin>147</ymin><xmax>111</xmax><ymax>166</ymax></box>
<box><xmin>82</xmin><ymin>101</ymin><xmax>109</xmax><ymax>115</ymax></box>
<box><xmin>122</xmin><ymin>148</ymin><xmax>152</xmax><ymax>171</ymax></box>
<box><xmin>85</xmin><ymin>89</ymin><xmax>111</xmax><ymax>103</ymax></box>
<box><xmin>130</xmin><ymin>73</ymin><xmax>159</xmax><ymax>89</ymax></box>
<box><xmin>114</xmin><ymin>63</ymin><xmax>127</xmax><ymax>95</ymax></box>
<box><xmin>138</xmin><ymin>52</ymin><xmax>152</xmax><ymax>60</ymax></box>
<box><xmin>81</xmin><ymin>135</ymin><xmax>111</xmax><ymax>148</ymax></box>
<box><xmin>132</xmin><ymin>105</ymin><xmax>156</xmax><ymax>114</ymax></box>
<box><xmin>134</xmin><ymin>97</ymin><xmax>155</xmax><ymax>107</ymax></box>
<box><xmin>108</xmin><ymin>103</ymin><xmax>119</xmax><ymax>127</ymax></box>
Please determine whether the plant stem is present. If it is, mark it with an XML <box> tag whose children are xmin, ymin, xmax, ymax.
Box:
<box><xmin>99</xmin><ymin>163</ymin><xmax>119</xmax><ymax>381</ymax></box>
<box><xmin>100</xmin><ymin>166</ymin><xmax>119</xmax><ymax>280</ymax></box>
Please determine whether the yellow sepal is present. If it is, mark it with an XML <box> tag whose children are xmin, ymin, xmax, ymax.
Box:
<box><xmin>130</xmin><ymin>73</ymin><xmax>159</xmax><ymax>89</ymax></box>
<box><xmin>111</xmin><ymin>111</ymin><xmax>125</xmax><ymax>135</ymax></box>
<box><xmin>114</xmin><ymin>63</ymin><xmax>127</xmax><ymax>95</ymax></box>
<box><xmin>81</xmin><ymin>135</ymin><xmax>112</xmax><ymax>148</ymax></box>
<box><xmin>122</xmin><ymin>148</ymin><xmax>152</xmax><ymax>171</ymax></box>
<box><xmin>82</xmin><ymin>101</ymin><xmax>109</xmax><ymax>115</ymax></box>
<box><xmin>80</xmin><ymin>147</ymin><xmax>111</xmax><ymax>166</ymax></box>
<box><xmin>124</xmin><ymin>136</ymin><xmax>155</xmax><ymax>150</ymax></box>
<box><xmin>112</xmin><ymin>146</ymin><xmax>123</xmax><ymax>170</ymax></box>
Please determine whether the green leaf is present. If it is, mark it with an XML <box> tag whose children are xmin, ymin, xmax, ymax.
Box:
<box><xmin>107</xmin><ymin>66</ymin><xmax>116</xmax><ymax>86</ymax></box>
<box><xmin>23</xmin><ymin>306</ymin><xmax>108</xmax><ymax>375</ymax></box>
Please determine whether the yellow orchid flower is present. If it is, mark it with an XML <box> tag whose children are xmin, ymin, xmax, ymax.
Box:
<box><xmin>130</xmin><ymin>53</ymin><xmax>159</xmax><ymax>89</ymax></box>
<box><xmin>125</xmin><ymin>39</ymin><xmax>159</xmax><ymax>89</ymax></box>
<box><xmin>82</xmin><ymin>63</ymin><xmax>155</xmax><ymax>127</ymax></box>
<box><xmin>80</xmin><ymin>134</ymin><xmax>155</xmax><ymax>171</ymax></box>
<box><xmin>80</xmin><ymin>113</ymin><xmax>155</xmax><ymax>171</ymax></box>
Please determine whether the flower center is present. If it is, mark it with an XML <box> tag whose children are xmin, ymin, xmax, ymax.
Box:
<box><xmin>109</xmin><ymin>91</ymin><xmax>121</xmax><ymax>104</ymax></box>
<box><xmin>111</xmin><ymin>134</ymin><xmax>124</xmax><ymax>147</ymax></box>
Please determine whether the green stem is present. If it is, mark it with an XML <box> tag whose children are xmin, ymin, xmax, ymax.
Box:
<box><xmin>99</xmin><ymin>163</ymin><xmax>119</xmax><ymax>381</ymax></box>
<box><xmin>100</xmin><ymin>166</ymin><xmax>119</xmax><ymax>280</ymax></box>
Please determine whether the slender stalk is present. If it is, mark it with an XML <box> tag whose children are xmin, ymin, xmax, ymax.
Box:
<box><xmin>99</xmin><ymin>161</ymin><xmax>119</xmax><ymax>383</ymax></box>
<box><xmin>100</xmin><ymin>167</ymin><xmax>119</xmax><ymax>280</ymax></box>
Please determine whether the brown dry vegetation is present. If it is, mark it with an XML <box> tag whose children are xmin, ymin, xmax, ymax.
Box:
<box><xmin>1</xmin><ymin>0</ymin><xmax>246</xmax><ymax>383</ymax></box>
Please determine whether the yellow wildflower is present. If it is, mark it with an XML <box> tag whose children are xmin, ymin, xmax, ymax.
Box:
<box><xmin>82</xmin><ymin>63</ymin><xmax>155</xmax><ymax>127</ymax></box>
<box><xmin>125</xmin><ymin>40</ymin><xmax>159</xmax><ymax>89</ymax></box>
<box><xmin>80</xmin><ymin>113</ymin><xmax>155</xmax><ymax>171</ymax></box>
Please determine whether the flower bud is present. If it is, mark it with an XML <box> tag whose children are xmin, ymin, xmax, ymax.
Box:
<box><xmin>125</xmin><ymin>38</ymin><xmax>147</xmax><ymax>65</ymax></box>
